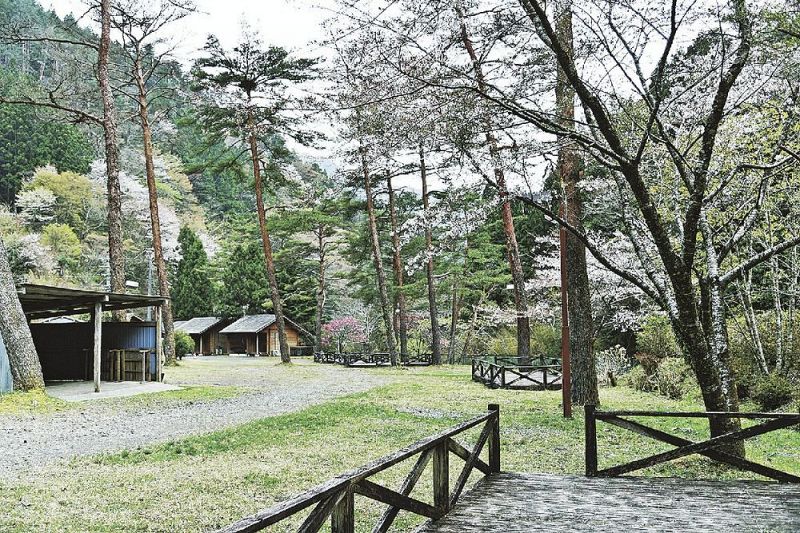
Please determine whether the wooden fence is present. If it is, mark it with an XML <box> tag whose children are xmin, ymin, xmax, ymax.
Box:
<box><xmin>584</xmin><ymin>405</ymin><xmax>800</xmax><ymax>482</ymax></box>
<box><xmin>313</xmin><ymin>352</ymin><xmax>433</xmax><ymax>367</ymax></box>
<box><xmin>217</xmin><ymin>405</ymin><xmax>501</xmax><ymax>533</ymax></box>
<box><xmin>402</xmin><ymin>353</ymin><xmax>433</xmax><ymax>366</ymax></box>
<box><xmin>471</xmin><ymin>357</ymin><xmax>562</xmax><ymax>390</ymax></box>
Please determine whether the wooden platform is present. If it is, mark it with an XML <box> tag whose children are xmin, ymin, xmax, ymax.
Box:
<box><xmin>418</xmin><ymin>472</ymin><xmax>800</xmax><ymax>532</ymax></box>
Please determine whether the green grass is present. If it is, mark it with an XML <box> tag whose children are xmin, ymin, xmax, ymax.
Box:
<box><xmin>0</xmin><ymin>365</ymin><xmax>797</xmax><ymax>532</ymax></box>
<box><xmin>0</xmin><ymin>389</ymin><xmax>68</xmax><ymax>415</ymax></box>
<box><xmin>100</xmin><ymin>385</ymin><xmax>246</xmax><ymax>409</ymax></box>
<box><xmin>0</xmin><ymin>385</ymin><xmax>244</xmax><ymax>418</ymax></box>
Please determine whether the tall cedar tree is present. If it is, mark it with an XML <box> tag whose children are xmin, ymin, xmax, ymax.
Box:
<box><xmin>454</xmin><ymin>2</ymin><xmax>531</xmax><ymax>363</ymax></box>
<box><xmin>112</xmin><ymin>0</ymin><xmax>194</xmax><ymax>365</ymax></box>
<box><xmin>555</xmin><ymin>0</ymin><xmax>597</xmax><ymax>405</ymax></box>
<box><xmin>98</xmin><ymin>0</ymin><xmax>126</xmax><ymax>316</ymax></box>
<box><xmin>220</xmin><ymin>243</ymin><xmax>270</xmax><ymax>316</ymax></box>
<box><xmin>0</xmin><ymin>1</ymin><xmax>126</xmax><ymax>306</ymax></box>
<box><xmin>0</xmin><ymin>237</ymin><xmax>43</xmax><ymax>390</ymax></box>
<box><xmin>359</xmin><ymin>141</ymin><xmax>399</xmax><ymax>364</ymax></box>
<box><xmin>270</xmin><ymin>200</ymin><xmax>342</xmax><ymax>351</ymax></box>
<box><xmin>386</xmin><ymin>171</ymin><xmax>410</xmax><ymax>359</ymax></box>
<box><xmin>192</xmin><ymin>32</ymin><xmax>316</xmax><ymax>363</ymax></box>
<box><xmin>173</xmin><ymin>227</ymin><xmax>215</xmax><ymax>320</ymax></box>
<box><xmin>419</xmin><ymin>146</ymin><xmax>442</xmax><ymax>363</ymax></box>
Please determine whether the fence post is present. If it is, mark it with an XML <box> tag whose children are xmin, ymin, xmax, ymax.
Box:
<box><xmin>500</xmin><ymin>366</ymin><xmax>506</xmax><ymax>388</ymax></box>
<box><xmin>433</xmin><ymin>439</ymin><xmax>450</xmax><ymax>513</ymax></box>
<box><xmin>331</xmin><ymin>486</ymin><xmax>354</xmax><ymax>533</ymax></box>
<box><xmin>488</xmin><ymin>403</ymin><xmax>500</xmax><ymax>473</ymax></box>
<box><xmin>585</xmin><ymin>404</ymin><xmax>598</xmax><ymax>477</ymax></box>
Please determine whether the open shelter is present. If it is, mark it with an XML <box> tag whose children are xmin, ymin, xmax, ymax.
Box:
<box><xmin>17</xmin><ymin>283</ymin><xmax>166</xmax><ymax>393</ymax></box>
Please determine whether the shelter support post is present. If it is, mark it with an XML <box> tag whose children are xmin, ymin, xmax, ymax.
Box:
<box><xmin>93</xmin><ymin>302</ymin><xmax>102</xmax><ymax>393</ymax></box>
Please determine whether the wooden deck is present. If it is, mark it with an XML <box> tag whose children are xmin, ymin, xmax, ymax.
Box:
<box><xmin>418</xmin><ymin>472</ymin><xmax>800</xmax><ymax>532</ymax></box>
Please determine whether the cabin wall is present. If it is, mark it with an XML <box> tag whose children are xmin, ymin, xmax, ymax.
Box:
<box><xmin>191</xmin><ymin>330</ymin><xmax>224</xmax><ymax>355</ymax></box>
<box><xmin>265</xmin><ymin>325</ymin><xmax>301</xmax><ymax>354</ymax></box>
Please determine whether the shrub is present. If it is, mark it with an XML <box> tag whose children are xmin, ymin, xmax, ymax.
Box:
<box><xmin>488</xmin><ymin>327</ymin><xmax>517</xmax><ymax>356</ymax></box>
<box><xmin>653</xmin><ymin>358</ymin><xmax>696</xmax><ymax>400</ymax></box>
<box><xmin>636</xmin><ymin>314</ymin><xmax>680</xmax><ymax>362</ymax></box>
<box><xmin>624</xmin><ymin>365</ymin><xmax>653</xmax><ymax>392</ymax></box>
<box><xmin>530</xmin><ymin>323</ymin><xmax>560</xmax><ymax>360</ymax></box>
<box><xmin>625</xmin><ymin>357</ymin><xmax>697</xmax><ymax>400</ymax></box>
<box><xmin>596</xmin><ymin>345</ymin><xmax>631</xmax><ymax>386</ymax></box>
<box><xmin>752</xmin><ymin>373</ymin><xmax>797</xmax><ymax>411</ymax></box>
<box><xmin>174</xmin><ymin>331</ymin><xmax>194</xmax><ymax>358</ymax></box>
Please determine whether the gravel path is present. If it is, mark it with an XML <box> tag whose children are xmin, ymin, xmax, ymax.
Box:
<box><xmin>0</xmin><ymin>357</ymin><xmax>389</xmax><ymax>480</ymax></box>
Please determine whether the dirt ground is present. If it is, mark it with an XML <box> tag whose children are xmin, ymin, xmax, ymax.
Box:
<box><xmin>0</xmin><ymin>357</ymin><xmax>389</xmax><ymax>480</ymax></box>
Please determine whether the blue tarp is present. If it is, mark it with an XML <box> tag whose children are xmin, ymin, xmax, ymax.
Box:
<box><xmin>0</xmin><ymin>331</ymin><xmax>12</xmax><ymax>393</ymax></box>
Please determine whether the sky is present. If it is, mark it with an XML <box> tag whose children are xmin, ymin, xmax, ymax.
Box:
<box><xmin>40</xmin><ymin>0</ymin><xmax>332</xmax><ymax>62</ymax></box>
<box><xmin>34</xmin><ymin>0</ymin><xmax>500</xmax><ymax>194</ymax></box>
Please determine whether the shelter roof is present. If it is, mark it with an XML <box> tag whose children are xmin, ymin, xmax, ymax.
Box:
<box><xmin>18</xmin><ymin>283</ymin><xmax>166</xmax><ymax>320</ymax></box>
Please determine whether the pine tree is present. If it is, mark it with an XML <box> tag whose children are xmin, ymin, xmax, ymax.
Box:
<box><xmin>193</xmin><ymin>30</ymin><xmax>316</xmax><ymax>363</ymax></box>
<box><xmin>173</xmin><ymin>227</ymin><xmax>215</xmax><ymax>320</ymax></box>
<box><xmin>219</xmin><ymin>243</ymin><xmax>270</xmax><ymax>316</ymax></box>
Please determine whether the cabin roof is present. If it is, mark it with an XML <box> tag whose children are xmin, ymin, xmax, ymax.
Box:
<box><xmin>176</xmin><ymin>317</ymin><xmax>225</xmax><ymax>335</ymax></box>
<box><xmin>219</xmin><ymin>314</ymin><xmax>277</xmax><ymax>334</ymax></box>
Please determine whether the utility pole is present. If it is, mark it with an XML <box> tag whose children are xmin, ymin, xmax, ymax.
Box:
<box><xmin>559</xmin><ymin>202</ymin><xmax>572</xmax><ymax>418</ymax></box>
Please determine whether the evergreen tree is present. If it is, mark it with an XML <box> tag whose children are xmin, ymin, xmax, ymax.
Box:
<box><xmin>219</xmin><ymin>242</ymin><xmax>270</xmax><ymax>316</ymax></box>
<box><xmin>172</xmin><ymin>227</ymin><xmax>215</xmax><ymax>320</ymax></box>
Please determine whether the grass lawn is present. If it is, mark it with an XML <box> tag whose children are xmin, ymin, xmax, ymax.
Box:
<box><xmin>0</xmin><ymin>363</ymin><xmax>797</xmax><ymax>532</ymax></box>
<box><xmin>0</xmin><ymin>385</ymin><xmax>245</xmax><ymax>415</ymax></box>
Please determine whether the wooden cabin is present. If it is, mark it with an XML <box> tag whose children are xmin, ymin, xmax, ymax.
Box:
<box><xmin>219</xmin><ymin>314</ymin><xmax>304</xmax><ymax>356</ymax></box>
<box><xmin>175</xmin><ymin>317</ymin><xmax>229</xmax><ymax>355</ymax></box>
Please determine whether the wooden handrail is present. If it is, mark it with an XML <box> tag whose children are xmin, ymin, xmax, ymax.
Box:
<box><xmin>594</xmin><ymin>410</ymin><xmax>800</xmax><ymax>420</ymax></box>
<box><xmin>585</xmin><ymin>405</ymin><xmax>800</xmax><ymax>482</ymax></box>
<box><xmin>218</xmin><ymin>405</ymin><xmax>501</xmax><ymax>532</ymax></box>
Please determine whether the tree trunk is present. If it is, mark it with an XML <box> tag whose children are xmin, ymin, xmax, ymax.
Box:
<box><xmin>314</xmin><ymin>225</ymin><xmax>326</xmax><ymax>353</ymax></box>
<box><xmin>360</xmin><ymin>144</ymin><xmax>398</xmax><ymax>365</ymax></box>
<box><xmin>555</xmin><ymin>0</ymin><xmax>597</xmax><ymax>405</ymax></box>
<box><xmin>737</xmin><ymin>274</ymin><xmax>768</xmax><ymax>374</ymax></box>
<box><xmin>448</xmin><ymin>276</ymin><xmax>462</xmax><ymax>365</ymax></box>
<box><xmin>420</xmin><ymin>147</ymin><xmax>442</xmax><ymax>364</ymax></box>
<box><xmin>98</xmin><ymin>0</ymin><xmax>125</xmax><ymax>320</ymax></box>
<box><xmin>247</xmin><ymin>106</ymin><xmax>290</xmax><ymax>363</ymax></box>
<box><xmin>134</xmin><ymin>58</ymin><xmax>175</xmax><ymax>366</ymax></box>
<box><xmin>679</xmin><ymin>247</ymin><xmax>743</xmax><ymax>455</ymax></box>
<box><xmin>386</xmin><ymin>172</ymin><xmax>409</xmax><ymax>360</ymax></box>
<box><xmin>0</xmin><ymin>238</ymin><xmax>44</xmax><ymax>391</ymax></box>
<box><xmin>449</xmin><ymin>238</ymin><xmax>470</xmax><ymax>363</ymax></box>
<box><xmin>455</xmin><ymin>3</ymin><xmax>530</xmax><ymax>363</ymax></box>
<box><xmin>462</xmin><ymin>293</ymin><xmax>485</xmax><ymax>361</ymax></box>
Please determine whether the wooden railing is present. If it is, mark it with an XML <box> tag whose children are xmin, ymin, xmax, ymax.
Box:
<box><xmin>313</xmin><ymin>352</ymin><xmax>432</xmax><ymax>367</ymax></box>
<box><xmin>217</xmin><ymin>405</ymin><xmax>501</xmax><ymax>533</ymax></box>
<box><xmin>471</xmin><ymin>357</ymin><xmax>562</xmax><ymax>390</ymax></box>
<box><xmin>313</xmin><ymin>352</ymin><xmax>339</xmax><ymax>364</ymax></box>
<box><xmin>584</xmin><ymin>405</ymin><xmax>800</xmax><ymax>482</ymax></box>
<box><xmin>402</xmin><ymin>353</ymin><xmax>433</xmax><ymax>366</ymax></box>
<box><xmin>342</xmin><ymin>352</ymin><xmax>392</xmax><ymax>366</ymax></box>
